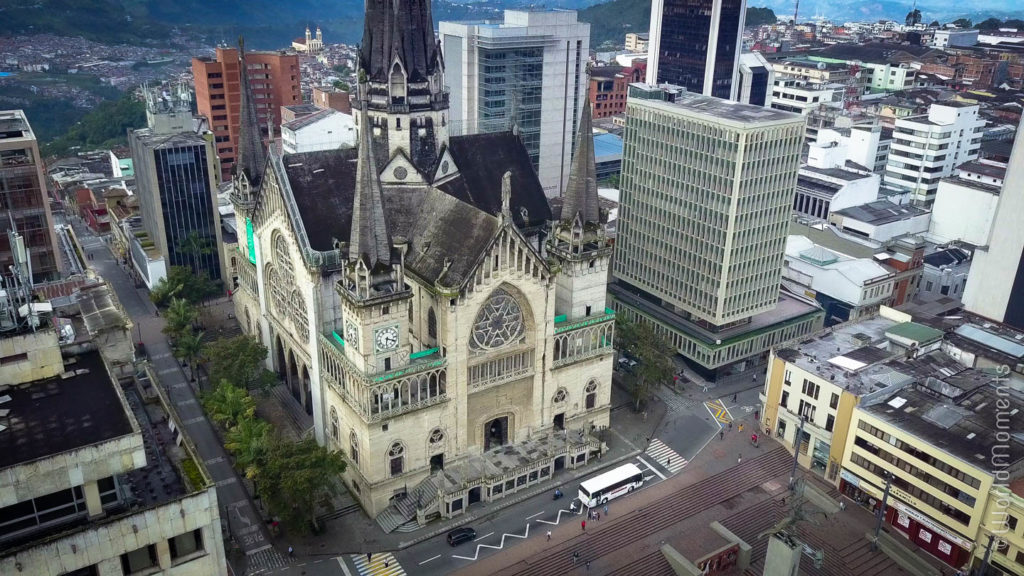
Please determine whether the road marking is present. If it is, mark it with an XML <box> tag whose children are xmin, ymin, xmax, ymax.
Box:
<box><xmin>158</xmin><ymin>368</ymin><xmax>177</xmax><ymax>375</ymax></box>
<box><xmin>644</xmin><ymin>438</ymin><xmax>688</xmax><ymax>474</ymax></box>
<box><xmin>336</xmin><ymin>557</ymin><xmax>354</xmax><ymax>576</ymax></box>
<box><xmin>182</xmin><ymin>416</ymin><xmax>204</xmax><ymax>425</ymax></box>
<box><xmin>216</xmin><ymin>477</ymin><xmax>238</xmax><ymax>487</ymax></box>
<box><xmin>226</xmin><ymin>499</ymin><xmax>248</xmax><ymax>509</ymax></box>
<box><xmin>351</xmin><ymin>552</ymin><xmax>405</xmax><ymax>575</ymax></box>
<box><xmin>704</xmin><ymin>399</ymin><xmax>731</xmax><ymax>424</ymax></box>
<box><xmin>535</xmin><ymin>508</ymin><xmax>579</xmax><ymax>525</ymax></box>
<box><xmin>171</xmin><ymin>382</ymin><xmax>190</xmax><ymax>389</ymax></box>
<box><xmin>248</xmin><ymin>544</ymin><xmax>273</xmax><ymax>555</ymax></box>
<box><xmin>206</xmin><ymin>456</ymin><xmax>225</xmax><ymax>465</ymax></box>
<box><xmin>525</xmin><ymin>511</ymin><xmax>544</xmax><ymax>520</ymax></box>
<box><xmin>453</xmin><ymin>525</ymin><xmax>530</xmax><ymax>561</ymax></box>
<box><xmin>151</xmin><ymin>353</ymin><xmax>171</xmax><ymax>360</ymax></box>
<box><xmin>636</xmin><ymin>455</ymin><xmax>667</xmax><ymax>480</ymax></box>
<box><xmin>474</xmin><ymin>532</ymin><xmax>494</xmax><ymax>542</ymax></box>
<box><xmin>178</xmin><ymin>398</ymin><xmax>197</xmax><ymax>406</ymax></box>
<box><xmin>419</xmin><ymin>555</ymin><xmax>441</xmax><ymax>565</ymax></box>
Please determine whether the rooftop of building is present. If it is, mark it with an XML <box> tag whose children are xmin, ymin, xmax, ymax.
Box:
<box><xmin>862</xmin><ymin>377</ymin><xmax>1024</xmax><ymax>471</ymax></box>
<box><xmin>628</xmin><ymin>83</ymin><xmax>802</xmax><ymax>126</ymax></box>
<box><xmin>923</xmin><ymin>246</ymin><xmax>971</xmax><ymax>269</ymax></box>
<box><xmin>776</xmin><ymin>58</ymin><xmax>850</xmax><ymax>71</ymax></box>
<box><xmin>130</xmin><ymin>128</ymin><xmax>207</xmax><ymax>149</ymax></box>
<box><xmin>833</xmin><ymin>200</ymin><xmax>930</xmax><ymax>226</ymax></box>
<box><xmin>0</xmin><ymin>350</ymin><xmax>133</xmax><ymax>470</ymax></box>
<box><xmin>940</xmin><ymin>173</ymin><xmax>1002</xmax><ymax>194</ymax></box>
<box><xmin>590</xmin><ymin>65</ymin><xmax>624</xmax><ymax>79</ymax></box>
<box><xmin>283</xmin><ymin>103</ymin><xmax>321</xmax><ymax>116</ymax></box>
<box><xmin>957</xmin><ymin>160</ymin><xmax>1006</xmax><ymax>180</ymax></box>
<box><xmin>814</xmin><ymin>42</ymin><xmax>936</xmax><ymax>63</ymax></box>
<box><xmin>593</xmin><ymin>132</ymin><xmax>622</xmax><ymax>160</ymax></box>
<box><xmin>786</xmin><ymin>236</ymin><xmax>893</xmax><ymax>285</ymax></box>
<box><xmin>282</xmin><ymin>107</ymin><xmax>340</xmax><ymax>131</ymax></box>
<box><xmin>801</xmin><ymin>165</ymin><xmax>873</xmax><ymax>182</ymax></box>
<box><xmin>0</xmin><ymin>110</ymin><xmax>34</xmax><ymax>143</ymax></box>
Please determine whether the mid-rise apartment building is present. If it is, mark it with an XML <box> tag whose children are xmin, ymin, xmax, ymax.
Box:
<box><xmin>624</xmin><ymin>32</ymin><xmax>649</xmax><ymax>53</ymax></box>
<box><xmin>814</xmin><ymin>124</ymin><xmax>893</xmax><ymax>174</ymax></box>
<box><xmin>646</xmin><ymin>0</ymin><xmax>747</xmax><ymax>99</ymax></box>
<box><xmin>611</xmin><ymin>83</ymin><xmax>823</xmax><ymax>379</ymax></box>
<box><xmin>440</xmin><ymin>10</ymin><xmax>589</xmax><ymax>197</ymax></box>
<box><xmin>0</xmin><ymin>110</ymin><xmax>63</xmax><ymax>283</ymax></box>
<box><xmin>928</xmin><ymin>160</ymin><xmax>1004</xmax><ymax>246</ymax></box>
<box><xmin>192</xmin><ymin>46</ymin><xmax>300</xmax><ymax>181</ymax></box>
<box><xmin>884</xmin><ymin>101</ymin><xmax>984</xmax><ymax>206</ymax></box>
<box><xmin>973</xmin><ymin>484</ymin><xmax>1024</xmax><ymax>576</ymax></box>
<box><xmin>589</xmin><ymin>65</ymin><xmax>631</xmax><ymax>118</ymax></box>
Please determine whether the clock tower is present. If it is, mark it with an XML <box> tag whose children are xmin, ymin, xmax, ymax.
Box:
<box><xmin>338</xmin><ymin>103</ymin><xmax>413</xmax><ymax>375</ymax></box>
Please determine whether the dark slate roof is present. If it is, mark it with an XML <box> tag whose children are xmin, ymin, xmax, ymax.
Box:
<box><xmin>283</xmin><ymin>148</ymin><xmax>359</xmax><ymax>252</ymax></box>
<box><xmin>817</xmin><ymin>42</ymin><xmax>935</xmax><ymax>63</ymax></box>
<box><xmin>360</xmin><ymin>0</ymin><xmax>439</xmax><ymax>83</ymax></box>
<box><xmin>281</xmin><ymin>131</ymin><xmax>552</xmax><ymax>286</ymax></box>
<box><xmin>441</xmin><ymin>132</ymin><xmax>552</xmax><ymax>229</ymax></box>
<box><xmin>924</xmin><ymin>247</ymin><xmax>970</xmax><ymax>268</ymax></box>
<box><xmin>404</xmin><ymin>189</ymin><xmax>500</xmax><ymax>287</ymax></box>
<box><xmin>236</xmin><ymin>43</ymin><xmax>267</xmax><ymax>188</ymax></box>
<box><xmin>561</xmin><ymin>97</ymin><xmax>600</xmax><ymax>224</ymax></box>
<box><xmin>0</xmin><ymin>351</ymin><xmax>133</xmax><ymax>469</ymax></box>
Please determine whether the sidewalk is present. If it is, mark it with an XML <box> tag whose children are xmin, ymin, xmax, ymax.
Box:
<box><xmin>280</xmin><ymin>383</ymin><xmax>668</xmax><ymax>557</ymax></box>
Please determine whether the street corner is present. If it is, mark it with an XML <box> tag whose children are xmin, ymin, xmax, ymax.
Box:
<box><xmin>703</xmin><ymin>399</ymin><xmax>731</xmax><ymax>425</ymax></box>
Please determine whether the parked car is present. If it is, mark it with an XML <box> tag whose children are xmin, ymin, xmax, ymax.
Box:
<box><xmin>446</xmin><ymin>527</ymin><xmax>476</xmax><ymax>547</ymax></box>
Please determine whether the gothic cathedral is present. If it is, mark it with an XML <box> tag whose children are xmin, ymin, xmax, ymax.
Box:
<box><xmin>230</xmin><ymin>0</ymin><xmax>615</xmax><ymax>529</ymax></box>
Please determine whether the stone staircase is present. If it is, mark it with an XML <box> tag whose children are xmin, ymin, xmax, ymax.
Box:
<box><xmin>375</xmin><ymin>472</ymin><xmax>445</xmax><ymax>533</ymax></box>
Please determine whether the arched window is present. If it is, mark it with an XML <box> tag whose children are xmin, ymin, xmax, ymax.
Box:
<box><xmin>428</xmin><ymin>428</ymin><xmax>445</xmax><ymax>452</ymax></box>
<box><xmin>388</xmin><ymin>442</ymin><xmax>405</xmax><ymax>477</ymax></box>
<box><xmin>427</xmin><ymin>307</ymin><xmax>437</xmax><ymax>340</ymax></box>
<box><xmin>329</xmin><ymin>407</ymin><xmax>340</xmax><ymax>444</ymax></box>
<box><xmin>275</xmin><ymin>235</ymin><xmax>293</xmax><ymax>282</ymax></box>
<box><xmin>349</xmin><ymin>431</ymin><xmax>360</xmax><ymax>465</ymax></box>
<box><xmin>553</xmin><ymin>388</ymin><xmax>567</xmax><ymax>404</ymax></box>
<box><xmin>585</xmin><ymin>380</ymin><xmax>598</xmax><ymax>410</ymax></box>
<box><xmin>290</xmin><ymin>289</ymin><xmax>308</xmax><ymax>341</ymax></box>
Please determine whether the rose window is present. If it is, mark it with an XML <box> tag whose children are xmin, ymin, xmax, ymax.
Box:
<box><xmin>470</xmin><ymin>288</ymin><xmax>524</xmax><ymax>350</ymax></box>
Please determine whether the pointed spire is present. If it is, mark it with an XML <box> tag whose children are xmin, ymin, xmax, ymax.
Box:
<box><xmin>236</xmin><ymin>37</ymin><xmax>266</xmax><ymax>188</ymax></box>
<box><xmin>561</xmin><ymin>93</ymin><xmax>600</xmax><ymax>224</ymax></box>
<box><xmin>360</xmin><ymin>0</ymin><xmax>439</xmax><ymax>84</ymax></box>
<box><xmin>349</xmin><ymin>106</ymin><xmax>392</xmax><ymax>268</ymax></box>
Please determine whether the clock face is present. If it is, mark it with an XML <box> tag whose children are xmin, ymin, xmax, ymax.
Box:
<box><xmin>345</xmin><ymin>321</ymin><xmax>359</xmax><ymax>346</ymax></box>
<box><xmin>374</xmin><ymin>326</ymin><xmax>399</xmax><ymax>352</ymax></box>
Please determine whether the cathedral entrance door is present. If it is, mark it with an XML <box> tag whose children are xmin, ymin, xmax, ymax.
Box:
<box><xmin>484</xmin><ymin>416</ymin><xmax>509</xmax><ymax>451</ymax></box>
<box><xmin>553</xmin><ymin>413</ymin><xmax>565</xmax><ymax>431</ymax></box>
<box><xmin>430</xmin><ymin>453</ymin><xmax>444</xmax><ymax>472</ymax></box>
<box><xmin>468</xmin><ymin>486</ymin><xmax>482</xmax><ymax>505</ymax></box>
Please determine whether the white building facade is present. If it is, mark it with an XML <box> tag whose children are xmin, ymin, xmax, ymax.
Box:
<box><xmin>440</xmin><ymin>10</ymin><xmax>590</xmax><ymax>198</ymax></box>
<box><xmin>884</xmin><ymin>102</ymin><xmax>985</xmax><ymax>206</ymax></box>
<box><xmin>281</xmin><ymin>108</ymin><xmax>356</xmax><ymax>154</ymax></box>
<box><xmin>927</xmin><ymin>162</ymin><xmax>1003</xmax><ymax>246</ymax></box>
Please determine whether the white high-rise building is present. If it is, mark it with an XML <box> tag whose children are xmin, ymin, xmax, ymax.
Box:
<box><xmin>884</xmin><ymin>101</ymin><xmax>984</xmax><ymax>206</ymax></box>
<box><xmin>440</xmin><ymin>10</ymin><xmax>589</xmax><ymax>198</ymax></box>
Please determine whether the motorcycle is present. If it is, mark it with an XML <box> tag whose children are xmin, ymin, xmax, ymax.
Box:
<box><xmin>553</xmin><ymin>489</ymin><xmax>563</xmax><ymax>500</ymax></box>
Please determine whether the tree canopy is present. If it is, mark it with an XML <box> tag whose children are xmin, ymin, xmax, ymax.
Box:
<box><xmin>256</xmin><ymin>437</ymin><xmax>347</xmax><ymax>534</ymax></box>
<box><xmin>42</xmin><ymin>94</ymin><xmax>145</xmax><ymax>157</ymax></box>
<box><xmin>616</xmin><ymin>318</ymin><xmax>677</xmax><ymax>411</ymax></box>
<box><xmin>150</xmin><ymin>266</ymin><xmax>220</xmax><ymax>307</ymax></box>
<box><xmin>952</xmin><ymin>18</ymin><xmax>973</xmax><ymax>28</ymax></box>
<box><xmin>205</xmin><ymin>335</ymin><xmax>277</xmax><ymax>395</ymax></box>
<box><xmin>746</xmin><ymin>7</ymin><xmax>778</xmax><ymax>27</ymax></box>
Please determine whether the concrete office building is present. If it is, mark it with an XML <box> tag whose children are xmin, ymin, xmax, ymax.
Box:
<box><xmin>611</xmin><ymin>83</ymin><xmax>823</xmax><ymax>379</ymax></box>
<box><xmin>440</xmin><ymin>10</ymin><xmax>589</xmax><ymax>197</ymax></box>
<box><xmin>737</xmin><ymin>52</ymin><xmax>774</xmax><ymax>108</ymax></box>
<box><xmin>192</xmin><ymin>46</ymin><xmax>300</xmax><ymax>181</ymax></box>
<box><xmin>645</xmin><ymin>0</ymin><xmax>747</xmax><ymax>100</ymax></box>
<box><xmin>129</xmin><ymin>87</ymin><xmax>223</xmax><ymax>287</ymax></box>
<box><xmin>0</xmin><ymin>110</ymin><xmax>63</xmax><ymax>283</ymax></box>
<box><xmin>813</xmin><ymin>125</ymin><xmax>893</xmax><ymax>174</ymax></box>
<box><xmin>927</xmin><ymin>160</ymin><xmax>1004</xmax><ymax>246</ymax></box>
<box><xmin>884</xmin><ymin>101</ymin><xmax>984</xmax><ymax>206</ymax></box>
<box><xmin>0</xmin><ymin>290</ymin><xmax>226</xmax><ymax>576</ymax></box>
<box><xmin>962</xmin><ymin>122</ymin><xmax>1024</xmax><ymax>330</ymax></box>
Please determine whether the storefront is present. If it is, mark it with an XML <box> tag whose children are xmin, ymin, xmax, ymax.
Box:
<box><xmin>839</xmin><ymin>469</ymin><xmax>971</xmax><ymax>569</ymax></box>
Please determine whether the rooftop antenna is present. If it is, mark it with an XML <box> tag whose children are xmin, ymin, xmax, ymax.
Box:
<box><xmin>793</xmin><ymin>0</ymin><xmax>800</xmax><ymax>25</ymax></box>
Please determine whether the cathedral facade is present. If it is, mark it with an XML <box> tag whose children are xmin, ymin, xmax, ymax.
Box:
<box><xmin>230</xmin><ymin>0</ymin><xmax>614</xmax><ymax>528</ymax></box>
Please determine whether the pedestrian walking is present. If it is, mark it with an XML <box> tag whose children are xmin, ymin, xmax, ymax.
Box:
<box><xmin>596</xmin><ymin>511</ymin><xmax>600</xmax><ymax>521</ymax></box>
<box><xmin>728</xmin><ymin>421</ymin><xmax>733</xmax><ymax>430</ymax></box>
<box><xmin>603</xmin><ymin>504</ymin><xmax>609</xmax><ymax>516</ymax></box>
<box><xmin>732</xmin><ymin>393</ymin><xmax>737</xmax><ymax>402</ymax></box>
<box><xmin>586</xmin><ymin>560</ymin><xmax>591</xmax><ymax>571</ymax></box>
<box><xmin>839</xmin><ymin>500</ymin><xmax>846</xmax><ymax>511</ymax></box>
<box><xmin>367</xmin><ymin>552</ymin><xmax>372</xmax><ymax>562</ymax></box>
<box><xmin>719</xmin><ymin>430</ymin><xmax>725</xmax><ymax>440</ymax></box>
<box><xmin>737</xmin><ymin>454</ymin><xmax>742</xmax><ymax>465</ymax></box>
<box><xmin>288</xmin><ymin>546</ymin><xmax>294</xmax><ymax>557</ymax></box>
<box><xmin>581</xmin><ymin>520</ymin><xmax>586</xmax><ymax>531</ymax></box>
<box><xmin>738</xmin><ymin>423</ymin><xmax>744</xmax><ymax>433</ymax></box>
<box><xmin>667</xmin><ymin>457</ymin><xmax>672</xmax><ymax>467</ymax></box>
<box><xmin>573</xmin><ymin>551</ymin><xmax>580</xmax><ymax>565</ymax></box>
<box><xmin>547</xmin><ymin>530</ymin><xmax>552</xmax><ymax>541</ymax></box>
<box><xmin>384</xmin><ymin>561</ymin><xmax>390</xmax><ymax>568</ymax></box>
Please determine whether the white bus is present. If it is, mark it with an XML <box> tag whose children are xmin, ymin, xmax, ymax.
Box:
<box><xmin>577</xmin><ymin>463</ymin><xmax>645</xmax><ymax>508</ymax></box>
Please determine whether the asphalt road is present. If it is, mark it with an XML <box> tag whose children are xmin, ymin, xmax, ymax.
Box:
<box><xmin>70</xmin><ymin>220</ymin><xmax>289</xmax><ymax>575</ymax></box>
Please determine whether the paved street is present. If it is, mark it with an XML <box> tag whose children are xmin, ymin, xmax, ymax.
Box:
<box><xmin>71</xmin><ymin>221</ymin><xmax>289</xmax><ymax>575</ymax></box>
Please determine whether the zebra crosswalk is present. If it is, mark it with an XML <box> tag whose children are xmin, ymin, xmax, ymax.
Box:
<box><xmin>350</xmin><ymin>552</ymin><xmax>406</xmax><ymax>576</ymax></box>
<box><xmin>246</xmin><ymin>546</ymin><xmax>290</xmax><ymax>574</ymax></box>
<box><xmin>644</xmin><ymin>438</ymin><xmax>688</xmax><ymax>475</ymax></box>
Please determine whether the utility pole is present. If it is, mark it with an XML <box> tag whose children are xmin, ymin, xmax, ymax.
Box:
<box><xmin>978</xmin><ymin>533</ymin><xmax>997</xmax><ymax>576</ymax></box>
<box><xmin>789</xmin><ymin>414</ymin><xmax>807</xmax><ymax>490</ymax></box>
<box><xmin>871</xmin><ymin>472</ymin><xmax>893</xmax><ymax>551</ymax></box>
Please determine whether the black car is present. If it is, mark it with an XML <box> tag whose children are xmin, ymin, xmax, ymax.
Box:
<box><xmin>446</xmin><ymin>527</ymin><xmax>476</xmax><ymax>547</ymax></box>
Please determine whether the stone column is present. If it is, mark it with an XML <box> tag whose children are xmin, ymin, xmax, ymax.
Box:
<box><xmin>156</xmin><ymin>539</ymin><xmax>172</xmax><ymax>570</ymax></box>
<box><xmin>83</xmin><ymin>481</ymin><xmax>103</xmax><ymax>518</ymax></box>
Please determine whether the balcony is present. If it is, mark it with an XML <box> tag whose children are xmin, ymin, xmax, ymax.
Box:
<box><xmin>552</xmin><ymin>309</ymin><xmax>615</xmax><ymax>369</ymax></box>
<box><xmin>319</xmin><ymin>333</ymin><xmax>448</xmax><ymax>423</ymax></box>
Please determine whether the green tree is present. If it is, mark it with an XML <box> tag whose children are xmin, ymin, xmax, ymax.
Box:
<box><xmin>225</xmin><ymin>417</ymin><xmax>271</xmax><ymax>480</ymax></box>
<box><xmin>746</xmin><ymin>6</ymin><xmax>778</xmax><ymax>27</ymax></box>
<box><xmin>256</xmin><ymin>437</ymin><xmax>347</xmax><ymax>534</ymax></box>
<box><xmin>976</xmin><ymin>17</ymin><xmax>1005</xmax><ymax>30</ymax></box>
<box><xmin>905</xmin><ymin>9</ymin><xmax>922</xmax><ymax>26</ymax></box>
<box><xmin>177</xmin><ymin>231</ymin><xmax>215</xmax><ymax>279</ymax></box>
<box><xmin>173</xmin><ymin>330</ymin><xmax>205</xmax><ymax>382</ymax></box>
<box><xmin>202</xmin><ymin>380</ymin><xmax>256</xmax><ymax>430</ymax></box>
<box><xmin>42</xmin><ymin>94</ymin><xmax>146</xmax><ymax>157</ymax></box>
<box><xmin>151</xmin><ymin>266</ymin><xmax>220</xmax><ymax>307</ymax></box>
<box><xmin>952</xmin><ymin>18</ymin><xmax>972</xmax><ymax>28</ymax></box>
<box><xmin>929</xmin><ymin>20</ymin><xmax>940</xmax><ymax>27</ymax></box>
<box><xmin>616</xmin><ymin>318</ymin><xmax>676</xmax><ymax>411</ymax></box>
<box><xmin>205</xmin><ymin>335</ymin><xmax>277</xmax><ymax>395</ymax></box>
<box><xmin>332</xmin><ymin>80</ymin><xmax>351</xmax><ymax>91</ymax></box>
<box><xmin>162</xmin><ymin>297</ymin><xmax>198</xmax><ymax>340</ymax></box>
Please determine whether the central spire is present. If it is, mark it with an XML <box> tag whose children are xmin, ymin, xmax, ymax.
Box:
<box><xmin>235</xmin><ymin>37</ymin><xmax>266</xmax><ymax>189</ymax></box>
<box><xmin>360</xmin><ymin>0</ymin><xmax>440</xmax><ymax>84</ymax></box>
<box><xmin>349</xmin><ymin>108</ymin><xmax>393</xmax><ymax>269</ymax></box>
<box><xmin>561</xmin><ymin>92</ymin><xmax>600</xmax><ymax>225</ymax></box>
